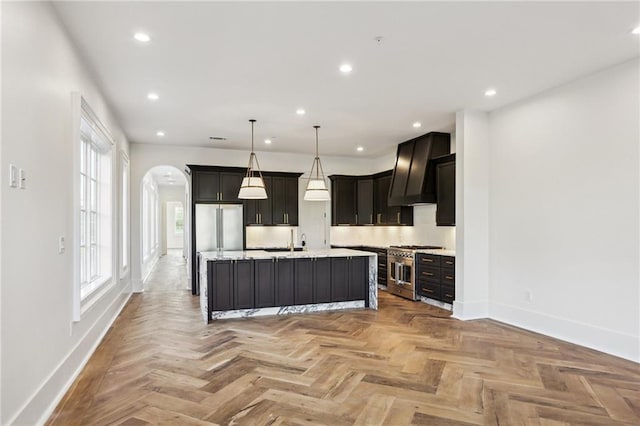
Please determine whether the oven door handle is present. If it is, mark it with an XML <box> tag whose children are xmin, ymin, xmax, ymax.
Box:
<box><xmin>397</xmin><ymin>262</ymin><xmax>406</xmax><ymax>285</ymax></box>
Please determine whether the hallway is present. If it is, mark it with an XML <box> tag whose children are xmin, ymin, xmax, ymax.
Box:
<box><xmin>47</xmin><ymin>253</ymin><xmax>640</xmax><ymax>425</ymax></box>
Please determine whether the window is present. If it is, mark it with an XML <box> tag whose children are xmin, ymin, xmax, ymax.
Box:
<box><xmin>174</xmin><ymin>205</ymin><xmax>184</xmax><ymax>234</ymax></box>
<box><xmin>75</xmin><ymin>96</ymin><xmax>114</xmax><ymax>317</ymax></box>
<box><xmin>120</xmin><ymin>152</ymin><xmax>129</xmax><ymax>276</ymax></box>
<box><xmin>141</xmin><ymin>176</ymin><xmax>159</xmax><ymax>261</ymax></box>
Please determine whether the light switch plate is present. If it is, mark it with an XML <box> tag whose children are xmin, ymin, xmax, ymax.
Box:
<box><xmin>19</xmin><ymin>168</ymin><xmax>26</xmax><ymax>189</ymax></box>
<box><xmin>9</xmin><ymin>164</ymin><xmax>17</xmax><ymax>188</ymax></box>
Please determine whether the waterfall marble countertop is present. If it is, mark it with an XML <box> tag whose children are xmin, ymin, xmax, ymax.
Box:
<box><xmin>199</xmin><ymin>248</ymin><xmax>377</xmax><ymax>261</ymax></box>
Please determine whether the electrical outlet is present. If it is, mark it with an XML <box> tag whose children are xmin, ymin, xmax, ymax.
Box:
<box><xmin>525</xmin><ymin>290</ymin><xmax>533</xmax><ymax>302</ymax></box>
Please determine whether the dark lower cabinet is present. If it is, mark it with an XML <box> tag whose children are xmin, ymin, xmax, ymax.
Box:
<box><xmin>313</xmin><ymin>258</ymin><xmax>332</xmax><ymax>303</ymax></box>
<box><xmin>294</xmin><ymin>258</ymin><xmax>314</xmax><ymax>305</ymax></box>
<box><xmin>416</xmin><ymin>254</ymin><xmax>455</xmax><ymax>304</ymax></box>
<box><xmin>275</xmin><ymin>258</ymin><xmax>295</xmax><ymax>306</ymax></box>
<box><xmin>331</xmin><ymin>257</ymin><xmax>350</xmax><ymax>302</ymax></box>
<box><xmin>349</xmin><ymin>256</ymin><xmax>367</xmax><ymax>302</ymax></box>
<box><xmin>234</xmin><ymin>260</ymin><xmax>254</xmax><ymax>309</ymax></box>
<box><xmin>209</xmin><ymin>260</ymin><xmax>233</xmax><ymax>311</ymax></box>
<box><xmin>255</xmin><ymin>259</ymin><xmax>275</xmax><ymax>308</ymax></box>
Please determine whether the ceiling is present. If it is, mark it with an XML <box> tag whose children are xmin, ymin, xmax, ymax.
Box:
<box><xmin>53</xmin><ymin>1</ymin><xmax>639</xmax><ymax>158</ymax></box>
<box><xmin>148</xmin><ymin>165</ymin><xmax>187</xmax><ymax>187</ymax></box>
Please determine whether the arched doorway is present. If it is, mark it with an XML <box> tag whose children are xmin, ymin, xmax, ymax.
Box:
<box><xmin>139</xmin><ymin>165</ymin><xmax>188</xmax><ymax>289</ymax></box>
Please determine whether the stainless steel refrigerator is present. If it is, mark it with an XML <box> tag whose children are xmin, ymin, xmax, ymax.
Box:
<box><xmin>195</xmin><ymin>204</ymin><xmax>244</xmax><ymax>254</ymax></box>
<box><xmin>194</xmin><ymin>203</ymin><xmax>244</xmax><ymax>294</ymax></box>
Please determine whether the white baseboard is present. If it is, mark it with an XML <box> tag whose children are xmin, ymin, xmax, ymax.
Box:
<box><xmin>490</xmin><ymin>301</ymin><xmax>639</xmax><ymax>363</ymax></box>
<box><xmin>8</xmin><ymin>285</ymin><xmax>132</xmax><ymax>425</ymax></box>
<box><xmin>452</xmin><ymin>299</ymin><xmax>489</xmax><ymax>320</ymax></box>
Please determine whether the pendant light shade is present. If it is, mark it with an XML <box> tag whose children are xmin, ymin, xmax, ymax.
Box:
<box><xmin>304</xmin><ymin>126</ymin><xmax>330</xmax><ymax>201</ymax></box>
<box><xmin>238</xmin><ymin>119</ymin><xmax>267</xmax><ymax>200</ymax></box>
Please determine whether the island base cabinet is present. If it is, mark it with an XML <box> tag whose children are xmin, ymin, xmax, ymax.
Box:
<box><xmin>349</xmin><ymin>256</ymin><xmax>367</xmax><ymax>304</ymax></box>
<box><xmin>275</xmin><ymin>258</ymin><xmax>295</xmax><ymax>306</ymax></box>
<box><xmin>255</xmin><ymin>259</ymin><xmax>275</xmax><ymax>308</ymax></box>
<box><xmin>331</xmin><ymin>258</ymin><xmax>349</xmax><ymax>302</ymax></box>
<box><xmin>234</xmin><ymin>260</ymin><xmax>255</xmax><ymax>309</ymax></box>
<box><xmin>209</xmin><ymin>260</ymin><xmax>233</xmax><ymax>312</ymax></box>
<box><xmin>313</xmin><ymin>258</ymin><xmax>332</xmax><ymax>303</ymax></box>
<box><xmin>294</xmin><ymin>258</ymin><xmax>314</xmax><ymax>305</ymax></box>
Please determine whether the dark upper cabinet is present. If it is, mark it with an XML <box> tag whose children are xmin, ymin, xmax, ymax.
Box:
<box><xmin>244</xmin><ymin>176</ymin><xmax>272</xmax><ymax>225</ymax></box>
<box><xmin>191</xmin><ymin>168</ymin><xmax>244</xmax><ymax>203</ymax></box>
<box><xmin>275</xmin><ymin>258</ymin><xmax>295</xmax><ymax>306</ymax></box>
<box><xmin>357</xmin><ymin>179</ymin><xmax>374</xmax><ymax>225</ymax></box>
<box><xmin>314</xmin><ymin>258</ymin><xmax>332</xmax><ymax>303</ymax></box>
<box><xmin>234</xmin><ymin>260</ymin><xmax>254</xmax><ymax>309</ymax></box>
<box><xmin>435</xmin><ymin>154</ymin><xmax>456</xmax><ymax>226</ymax></box>
<box><xmin>331</xmin><ymin>177</ymin><xmax>357</xmax><ymax>225</ymax></box>
<box><xmin>331</xmin><ymin>175</ymin><xmax>406</xmax><ymax>226</ymax></box>
<box><xmin>294</xmin><ymin>258</ymin><xmax>314</xmax><ymax>305</ymax></box>
<box><xmin>272</xmin><ymin>176</ymin><xmax>299</xmax><ymax>226</ymax></box>
<box><xmin>255</xmin><ymin>259</ymin><xmax>275</xmax><ymax>308</ymax></box>
<box><xmin>220</xmin><ymin>172</ymin><xmax>243</xmax><ymax>203</ymax></box>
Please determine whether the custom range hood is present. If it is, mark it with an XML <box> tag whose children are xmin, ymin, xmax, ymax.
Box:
<box><xmin>388</xmin><ymin>132</ymin><xmax>451</xmax><ymax>206</ymax></box>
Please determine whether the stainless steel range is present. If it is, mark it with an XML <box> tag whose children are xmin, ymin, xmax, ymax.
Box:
<box><xmin>387</xmin><ymin>245</ymin><xmax>442</xmax><ymax>300</ymax></box>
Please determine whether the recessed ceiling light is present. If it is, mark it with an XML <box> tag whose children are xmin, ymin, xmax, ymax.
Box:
<box><xmin>147</xmin><ymin>92</ymin><xmax>159</xmax><ymax>101</ymax></box>
<box><xmin>339</xmin><ymin>63</ymin><xmax>353</xmax><ymax>74</ymax></box>
<box><xmin>296</xmin><ymin>108</ymin><xmax>306</xmax><ymax>115</ymax></box>
<box><xmin>357</xmin><ymin>146</ymin><xmax>364</xmax><ymax>152</ymax></box>
<box><xmin>156</xmin><ymin>131</ymin><xmax>165</xmax><ymax>137</ymax></box>
<box><xmin>412</xmin><ymin>122</ymin><xmax>421</xmax><ymax>128</ymax></box>
<box><xmin>485</xmin><ymin>88</ymin><xmax>497</xmax><ymax>97</ymax></box>
<box><xmin>264</xmin><ymin>139</ymin><xmax>272</xmax><ymax>144</ymax></box>
<box><xmin>633</xmin><ymin>26</ymin><xmax>640</xmax><ymax>35</ymax></box>
<box><xmin>133</xmin><ymin>32</ymin><xmax>151</xmax><ymax>43</ymax></box>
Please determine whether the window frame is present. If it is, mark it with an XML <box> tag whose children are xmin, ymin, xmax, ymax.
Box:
<box><xmin>72</xmin><ymin>94</ymin><xmax>115</xmax><ymax>321</ymax></box>
<box><xmin>119</xmin><ymin>151</ymin><xmax>130</xmax><ymax>278</ymax></box>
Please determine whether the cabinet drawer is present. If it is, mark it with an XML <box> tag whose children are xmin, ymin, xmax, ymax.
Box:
<box><xmin>418</xmin><ymin>266</ymin><xmax>441</xmax><ymax>283</ymax></box>
<box><xmin>442</xmin><ymin>256</ymin><xmax>455</xmax><ymax>268</ymax></box>
<box><xmin>441</xmin><ymin>268</ymin><xmax>455</xmax><ymax>284</ymax></box>
<box><xmin>418</xmin><ymin>282</ymin><xmax>440</xmax><ymax>299</ymax></box>
<box><xmin>417</xmin><ymin>254</ymin><xmax>441</xmax><ymax>267</ymax></box>
<box><xmin>441</xmin><ymin>284</ymin><xmax>455</xmax><ymax>304</ymax></box>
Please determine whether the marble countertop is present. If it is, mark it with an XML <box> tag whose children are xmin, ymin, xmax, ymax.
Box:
<box><xmin>415</xmin><ymin>249</ymin><xmax>456</xmax><ymax>257</ymax></box>
<box><xmin>199</xmin><ymin>248</ymin><xmax>377</xmax><ymax>261</ymax></box>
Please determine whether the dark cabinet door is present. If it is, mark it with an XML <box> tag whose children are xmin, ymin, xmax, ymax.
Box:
<box><xmin>195</xmin><ymin>171</ymin><xmax>220</xmax><ymax>202</ymax></box>
<box><xmin>272</xmin><ymin>177</ymin><xmax>298</xmax><ymax>225</ymax></box>
<box><xmin>285</xmin><ymin>177</ymin><xmax>299</xmax><ymax>226</ymax></box>
<box><xmin>357</xmin><ymin>179</ymin><xmax>374</xmax><ymax>225</ymax></box>
<box><xmin>374</xmin><ymin>175</ymin><xmax>391</xmax><ymax>224</ymax></box>
<box><xmin>330</xmin><ymin>257</ymin><xmax>349</xmax><ymax>302</ymax></box>
<box><xmin>244</xmin><ymin>176</ymin><xmax>273</xmax><ymax>225</ymax></box>
<box><xmin>220</xmin><ymin>172</ymin><xmax>243</xmax><ymax>203</ymax></box>
<box><xmin>314</xmin><ymin>258</ymin><xmax>331</xmax><ymax>303</ymax></box>
<box><xmin>275</xmin><ymin>258</ymin><xmax>294</xmax><ymax>306</ymax></box>
<box><xmin>255</xmin><ymin>259</ymin><xmax>275</xmax><ymax>308</ymax></box>
<box><xmin>348</xmin><ymin>257</ymin><xmax>367</xmax><ymax>302</ymax></box>
<box><xmin>332</xmin><ymin>178</ymin><xmax>357</xmax><ymax>225</ymax></box>
<box><xmin>436</xmin><ymin>160</ymin><xmax>456</xmax><ymax>226</ymax></box>
<box><xmin>294</xmin><ymin>258</ymin><xmax>314</xmax><ymax>305</ymax></box>
<box><xmin>211</xmin><ymin>260</ymin><xmax>233</xmax><ymax>311</ymax></box>
<box><xmin>234</xmin><ymin>260</ymin><xmax>254</xmax><ymax>309</ymax></box>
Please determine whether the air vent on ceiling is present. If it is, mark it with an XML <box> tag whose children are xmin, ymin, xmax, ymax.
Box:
<box><xmin>209</xmin><ymin>136</ymin><xmax>227</xmax><ymax>141</ymax></box>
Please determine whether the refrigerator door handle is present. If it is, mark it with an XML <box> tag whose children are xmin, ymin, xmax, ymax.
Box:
<box><xmin>218</xmin><ymin>207</ymin><xmax>224</xmax><ymax>252</ymax></box>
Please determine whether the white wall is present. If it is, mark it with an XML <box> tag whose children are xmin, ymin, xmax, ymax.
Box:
<box><xmin>1</xmin><ymin>2</ymin><xmax>131</xmax><ymax>424</ymax></box>
<box><xmin>452</xmin><ymin>111</ymin><xmax>490</xmax><ymax>320</ymax></box>
<box><xmin>487</xmin><ymin>59</ymin><xmax>640</xmax><ymax>362</ymax></box>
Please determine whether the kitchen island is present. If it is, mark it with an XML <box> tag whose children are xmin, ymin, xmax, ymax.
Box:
<box><xmin>198</xmin><ymin>249</ymin><xmax>377</xmax><ymax>323</ymax></box>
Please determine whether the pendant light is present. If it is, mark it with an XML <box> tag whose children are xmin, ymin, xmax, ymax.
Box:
<box><xmin>304</xmin><ymin>125</ymin><xmax>331</xmax><ymax>201</ymax></box>
<box><xmin>238</xmin><ymin>119</ymin><xmax>267</xmax><ymax>199</ymax></box>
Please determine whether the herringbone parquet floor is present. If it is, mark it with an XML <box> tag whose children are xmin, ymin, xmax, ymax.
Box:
<box><xmin>48</xmin><ymin>250</ymin><xmax>640</xmax><ymax>425</ymax></box>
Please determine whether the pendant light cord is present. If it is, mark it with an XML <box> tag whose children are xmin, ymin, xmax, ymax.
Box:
<box><xmin>314</xmin><ymin>125</ymin><xmax>320</xmax><ymax>179</ymax></box>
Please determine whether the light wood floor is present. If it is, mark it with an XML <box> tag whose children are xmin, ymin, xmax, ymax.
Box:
<box><xmin>48</xmin><ymin>250</ymin><xmax>640</xmax><ymax>425</ymax></box>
